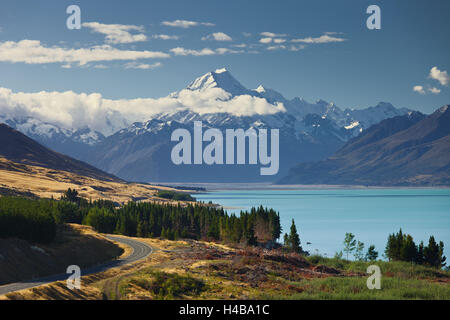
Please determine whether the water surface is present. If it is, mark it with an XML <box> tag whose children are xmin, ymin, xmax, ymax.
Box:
<box><xmin>196</xmin><ymin>189</ymin><xmax>450</xmax><ymax>259</ymax></box>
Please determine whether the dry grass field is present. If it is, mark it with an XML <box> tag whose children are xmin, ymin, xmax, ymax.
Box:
<box><xmin>0</xmin><ymin>157</ymin><xmax>192</xmax><ymax>205</ymax></box>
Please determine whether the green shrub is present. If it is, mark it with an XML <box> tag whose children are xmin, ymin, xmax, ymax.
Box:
<box><xmin>128</xmin><ymin>271</ymin><xmax>205</xmax><ymax>299</ymax></box>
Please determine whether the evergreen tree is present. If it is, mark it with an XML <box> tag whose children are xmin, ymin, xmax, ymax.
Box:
<box><xmin>283</xmin><ymin>233</ymin><xmax>289</xmax><ymax>247</ymax></box>
<box><xmin>288</xmin><ymin>219</ymin><xmax>301</xmax><ymax>253</ymax></box>
<box><xmin>385</xmin><ymin>229</ymin><xmax>406</xmax><ymax>261</ymax></box>
<box><xmin>365</xmin><ymin>245</ymin><xmax>378</xmax><ymax>261</ymax></box>
<box><xmin>62</xmin><ymin>188</ymin><xmax>79</xmax><ymax>203</ymax></box>
<box><xmin>354</xmin><ymin>241</ymin><xmax>365</xmax><ymax>261</ymax></box>
<box><xmin>423</xmin><ymin>236</ymin><xmax>447</xmax><ymax>268</ymax></box>
<box><xmin>415</xmin><ymin>241</ymin><xmax>425</xmax><ymax>264</ymax></box>
<box><xmin>400</xmin><ymin>234</ymin><xmax>417</xmax><ymax>262</ymax></box>
<box><xmin>245</xmin><ymin>222</ymin><xmax>257</xmax><ymax>246</ymax></box>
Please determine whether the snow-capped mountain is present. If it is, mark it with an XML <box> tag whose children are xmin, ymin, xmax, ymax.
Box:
<box><xmin>0</xmin><ymin>68</ymin><xmax>412</xmax><ymax>182</ymax></box>
<box><xmin>0</xmin><ymin>116</ymin><xmax>105</xmax><ymax>160</ymax></box>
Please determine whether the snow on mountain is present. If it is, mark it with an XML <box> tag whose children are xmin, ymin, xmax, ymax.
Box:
<box><xmin>0</xmin><ymin>68</ymin><xmax>412</xmax><ymax>177</ymax></box>
<box><xmin>185</xmin><ymin>67</ymin><xmax>254</xmax><ymax>97</ymax></box>
<box><xmin>133</xmin><ymin>69</ymin><xmax>410</xmax><ymax>142</ymax></box>
<box><xmin>0</xmin><ymin>116</ymin><xmax>104</xmax><ymax>146</ymax></box>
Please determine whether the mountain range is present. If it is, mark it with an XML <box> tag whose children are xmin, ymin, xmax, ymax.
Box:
<box><xmin>0</xmin><ymin>68</ymin><xmax>413</xmax><ymax>182</ymax></box>
<box><xmin>279</xmin><ymin>106</ymin><xmax>450</xmax><ymax>186</ymax></box>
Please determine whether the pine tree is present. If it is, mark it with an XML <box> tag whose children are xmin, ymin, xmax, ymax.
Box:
<box><xmin>365</xmin><ymin>245</ymin><xmax>378</xmax><ymax>261</ymax></box>
<box><xmin>245</xmin><ymin>222</ymin><xmax>257</xmax><ymax>246</ymax></box>
<box><xmin>415</xmin><ymin>241</ymin><xmax>425</xmax><ymax>264</ymax></box>
<box><xmin>288</xmin><ymin>219</ymin><xmax>301</xmax><ymax>253</ymax></box>
<box><xmin>385</xmin><ymin>229</ymin><xmax>405</xmax><ymax>261</ymax></box>
<box><xmin>283</xmin><ymin>233</ymin><xmax>289</xmax><ymax>247</ymax></box>
<box><xmin>400</xmin><ymin>234</ymin><xmax>417</xmax><ymax>262</ymax></box>
<box><xmin>424</xmin><ymin>236</ymin><xmax>447</xmax><ymax>268</ymax></box>
<box><xmin>354</xmin><ymin>241</ymin><xmax>365</xmax><ymax>261</ymax></box>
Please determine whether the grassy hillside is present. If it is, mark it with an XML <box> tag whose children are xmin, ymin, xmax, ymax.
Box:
<box><xmin>0</xmin><ymin>224</ymin><xmax>123</xmax><ymax>285</ymax></box>
<box><xmin>0</xmin><ymin>157</ymin><xmax>193</xmax><ymax>205</ymax></box>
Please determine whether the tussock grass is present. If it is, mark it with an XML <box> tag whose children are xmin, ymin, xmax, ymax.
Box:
<box><xmin>306</xmin><ymin>255</ymin><xmax>450</xmax><ymax>280</ymax></box>
<box><xmin>260</xmin><ymin>276</ymin><xmax>450</xmax><ymax>300</ymax></box>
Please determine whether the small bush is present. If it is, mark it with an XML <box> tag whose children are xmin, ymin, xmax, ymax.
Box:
<box><xmin>128</xmin><ymin>271</ymin><xmax>205</xmax><ymax>299</ymax></box>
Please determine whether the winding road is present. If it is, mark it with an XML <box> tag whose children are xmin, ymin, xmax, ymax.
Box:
<box><xmin>0</xmin><ymin>235</ymin><xmax>153</xmax><ymax>296</ymax></box>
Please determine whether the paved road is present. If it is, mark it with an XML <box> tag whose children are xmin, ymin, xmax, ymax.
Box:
<box><xmin>0</xmin><ymin>235</ymin><xmax>153</xmax><ymax>296</ymax></box>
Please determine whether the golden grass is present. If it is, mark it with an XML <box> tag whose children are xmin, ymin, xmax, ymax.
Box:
<box><xmin>0</xmin><ymin>157</ymin><xmax>193</xmax><ymax>205</ymax></box>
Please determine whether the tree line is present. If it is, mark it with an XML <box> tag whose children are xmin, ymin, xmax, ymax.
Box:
<box><xmin>0</xmin><ymin>189</ymin><xmax>446</xmax><ymax>270</ymax></box>
<box><xmin>0</xmin><ymin>189</ymin><xmax>281</xmax><ymax>246</ymax></box>
<box><xmin>83</xmin><ymin>201</ymin><xmax>281</xmax><ymax>245</ymax></box>
<box><xmin>385</xmin><ymin>229</ymin><xmax>446</xmax><ymax>268</ymax></box>
<box><xmin>337</xmin><ymin>230</ymin><xmax>446</xmax><ymax>269</ymax></box>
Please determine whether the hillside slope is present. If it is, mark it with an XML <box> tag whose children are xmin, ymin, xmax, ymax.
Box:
<box><xmin>279</xmin><ymin>106</ymin><xmax>450</xmax><ymax>186</ymax></box>
<box><xmin>0</xmin><ymin>123</ymin><xmax>120</xmax><ymax>182</ymax></box>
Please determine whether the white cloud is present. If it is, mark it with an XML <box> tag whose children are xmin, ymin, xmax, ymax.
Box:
<box><xmin>0</xmin><ymin>86</ymin><xmax>285</xmax><ymax>135</ymax></box>
<box><xmin>215</xmin><ymin>48</ymin><xmax>242</xmax><ymax>55</ymax></box>
<box><xmin>267</xmin><ymin>45</ymin><xmax>286</xmax><ymax>51</ymax></box>
<box><xmin>0</xmin><ymin>40</ymin><xmax>170</xmax><ymax>66</ymax></box>
<box><xmin>242</xmin><ymin>32</ymin><xmax>252</xmax><ymax>37</ymax></box>
<box><xmin>413</xmin><ymin>85</ymin><xmax>425</xmax><ymax>94</ymax></box>
<box><xmin>170</xmin><ymin>47</ymin><xmax>241</xmax><ymax>56</ymax></box>
<box><xmin>259</xmin><ymin>37</ymin><xmax>272</xmax><ymax>44</ymax></box>
<box><xmin>292</xmin><ymin>34</ymin><xmax>347</xmax><ymax>43</ymax></box>
<box><xmin>152</xmin><ymin>34</ymin><xmax>179</xmax><ymax>40</ymax></box>
<box><xmin>170</xmin><ymin>47</ymin><xmax>216</xmax><ymax>56</ymax></box>
<box><xmin>289</xmin><ymin>45</ymin><xmax>305</xmax><ymax>51</ymax></box>
<box><xmin>429</xmin><ymin>66</ymin><xmax>449</xmax><ymax>86</ymax></box>
<box><xmin>429</xmin><ymin>87</ymin><xmax>441</xmax><ymax>94</ymax></box>
<box><xmin>82</xmin><ymin>22</ymin><xmax>147</xmax><ymax>44</ymax></box>
<box><xmin>161</xmin><ymin>20</ymin><xmax>214</xmax><ymax>28</ymax></box>
<box><xmin>273</xmin><ymin>38</ymin><xmax>286</xmax><ymax>44</ymax></box>
<box><xmin>324</xmin><ymin>31</ymin><xmax>343</xmax><ymax>35</ymax></box>
<box><xmin>124</xmin><ymin>62</ymin><xmax>162</xmax><ymax>69</ymax></box>
<box><xmin>232</xmin><ymin>43</ymin><xmax>247</xmax><ymax>48</ymax></box>
<box><xmin>201</xmin><ymin>32</ymin><xmax>232</xmax><ymax>41</ymax></box>
<box><xmin>260</xmin><ymin>32</ymin><xmax>287</xmax><ymax>37</ymax></box>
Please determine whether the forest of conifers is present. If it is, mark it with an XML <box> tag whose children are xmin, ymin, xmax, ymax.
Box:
<box><xmin>0</xmin><ymin>193</ymin><xmax>281</xmax><ymax>245</ymax></box>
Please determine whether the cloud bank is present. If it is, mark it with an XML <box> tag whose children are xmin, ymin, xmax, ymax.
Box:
<box><xmin>0</xmin><ymin>40</ymin><xmax>169</xmax><ymax>66</ymax></box>
<box><xmin>82</xmin><ymin>22</ymin><xmax>147</xmax><ymax>44</ymax></box>
<box><xmin>0</xmin><ymin>86</ymin><xmax>285</xmax><ymax>135</ymax></box>
<box><xmin>161</xmin><ymin>20</ymin><xmax>215</xmax><ymax>28</ymax></box>
<box><xmin>170</xmin><ymin>47</ymin><xmax>242</xmax><ymax>56</ymax></box>
<box><xmin>292</xmin><ymin>34</ymin><xmax>347</xmax><ymax>43</ymax></box>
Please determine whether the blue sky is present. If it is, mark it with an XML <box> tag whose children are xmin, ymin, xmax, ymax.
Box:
<box><xmin>0</xmin><ymin>0</ymin><xmax>449</xmax><ymax>114</ymax></box>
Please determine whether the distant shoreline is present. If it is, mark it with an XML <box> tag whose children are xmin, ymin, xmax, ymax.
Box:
<box><xmin>151</xmin><ymin>182</ymin><xmax>450</xmax><ymax>192</ymax></box>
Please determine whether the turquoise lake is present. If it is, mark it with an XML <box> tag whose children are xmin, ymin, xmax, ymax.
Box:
<box><xmin>195</xmin><ymin>189</ymin><xmax>450</xmax><ymax>259</ymax></box>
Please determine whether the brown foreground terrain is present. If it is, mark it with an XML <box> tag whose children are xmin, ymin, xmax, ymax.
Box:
<box><xmin>2</xmin><ymin>226</ymin><xmax>449</xmax><ymax>300</ymax></box>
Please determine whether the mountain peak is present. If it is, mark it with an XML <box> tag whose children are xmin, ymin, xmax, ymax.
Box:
<box><xmin>255</xmin><ymin>85</ymin><xmax>266</xmax><ymax>93</ymax></box>
<box><xmin>186</xmin><ymin>68</ymin><xmax>250</xmax><ymax>96</ymax></box>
